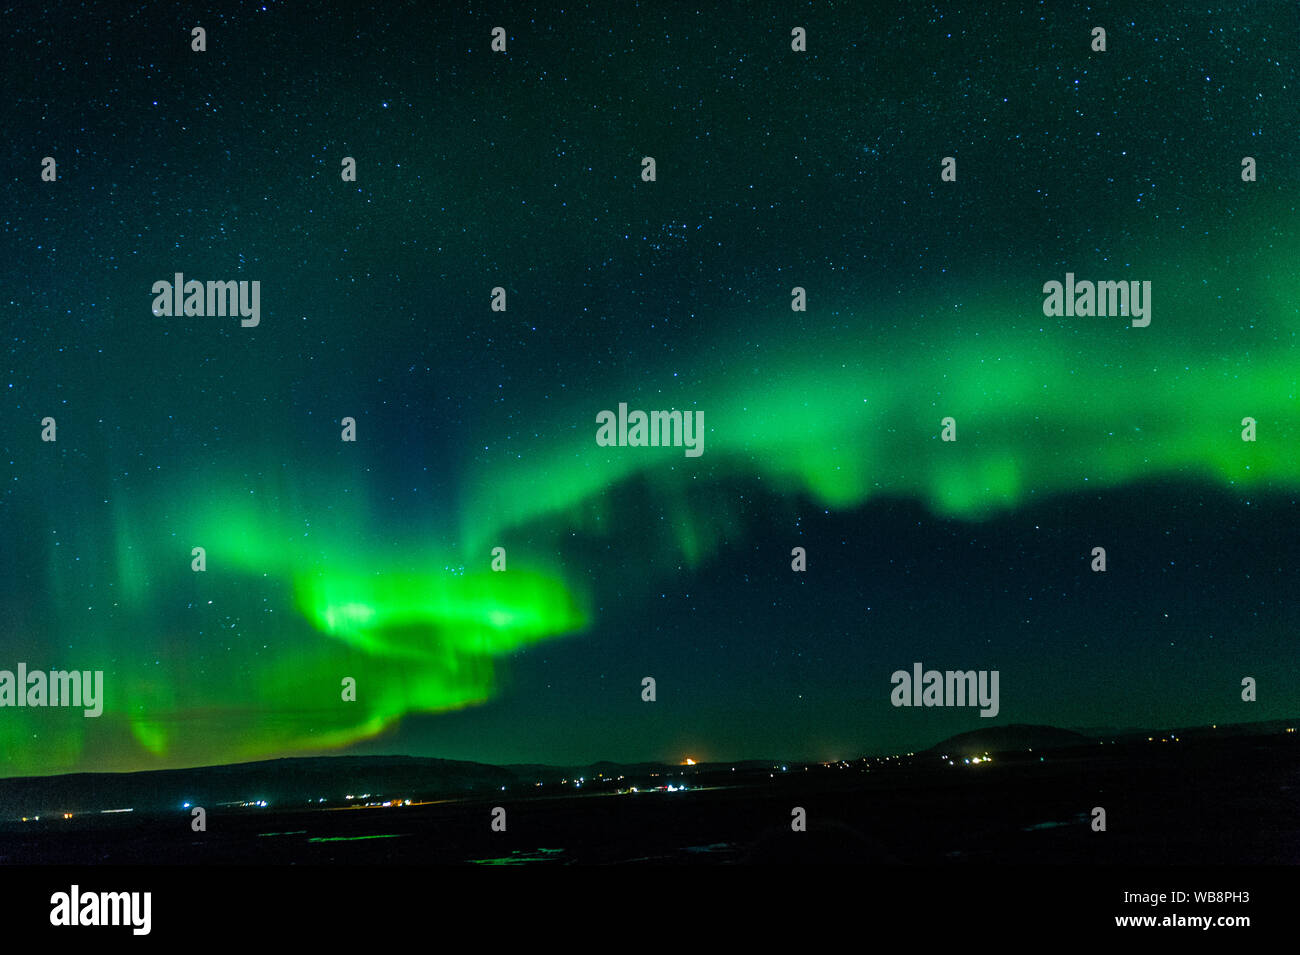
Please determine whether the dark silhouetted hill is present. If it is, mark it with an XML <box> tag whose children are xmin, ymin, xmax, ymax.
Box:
<box><xmin>0</xmin><ymin>755</ymin><xmax>518</xmax><ymax>817</ymax></box>
<box><xmin>928</xmin><ymin>724</ymin><xmax>1091</xmax><ymax>756</ymax></box>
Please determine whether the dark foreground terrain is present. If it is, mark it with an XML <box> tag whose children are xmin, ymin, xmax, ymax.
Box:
<box><xmin>2</xmin><ymin>730</ymin><xmax>1297</xmax><ymax>864</ymax></box>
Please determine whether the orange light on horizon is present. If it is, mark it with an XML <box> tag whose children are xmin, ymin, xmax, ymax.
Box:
<box><xmin>682</xmin><ymin>757</ymin><xmax>697</xmax><ymax>766</ymax></box>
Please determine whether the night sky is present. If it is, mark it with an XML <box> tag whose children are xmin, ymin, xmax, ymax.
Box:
<box><xmin>3</xmin><ymin>1</ymin><xmax>1297</xmax><ymax>775</ymax></box>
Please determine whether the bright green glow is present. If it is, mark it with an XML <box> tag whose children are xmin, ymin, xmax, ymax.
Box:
<box><xmin>4</xmin><ymin>231</ymin><xmax>1294</xmax><ymax>777</ymax></box>
<box><xmin>294</xmin><ymin>568</ymin><xmax>587</xmax><ymax>659</ymax></box>
<box><xmin>0</xmin><ymin>482</ymin><xmax>590</xmax><ymax>774</ymax></box>
<box><xmin>461</xmin><ymin>248</ymin><xmax>1298</xmax><ymax>551</ymax></box>
<box><xmin>129</xmin><ymin>715</ymin><xmax>170</xmax><ymax>756</ymax></box>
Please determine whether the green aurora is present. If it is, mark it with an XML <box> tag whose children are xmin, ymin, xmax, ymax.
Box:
<box><xmin>462</xmin><ymin>233</ymin><xmax>1298</xmax><ymax>558</ymax></box>
<box><xmin>6</xmin><ymin>226</ymin><xmax>1294</xmax><ymax>775</ymax></box>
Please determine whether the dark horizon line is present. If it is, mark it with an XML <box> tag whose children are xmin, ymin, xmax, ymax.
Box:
<box><xmin>3</xmin><ymin>715</ymin><xmax>1295</xmax><ymax>784</ymax></box>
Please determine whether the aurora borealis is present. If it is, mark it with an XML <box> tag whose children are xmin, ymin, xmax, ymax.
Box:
<box><xmin>2</xmin><ymin>1</ymin><xmax>1297</xmax><ymax>777</ymax></box>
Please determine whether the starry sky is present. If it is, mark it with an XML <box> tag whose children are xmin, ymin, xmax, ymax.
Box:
<box><xmin>3</xmin><ymin>1</ymin><xmax>1297</xmax><ymax>775</ymax></box>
